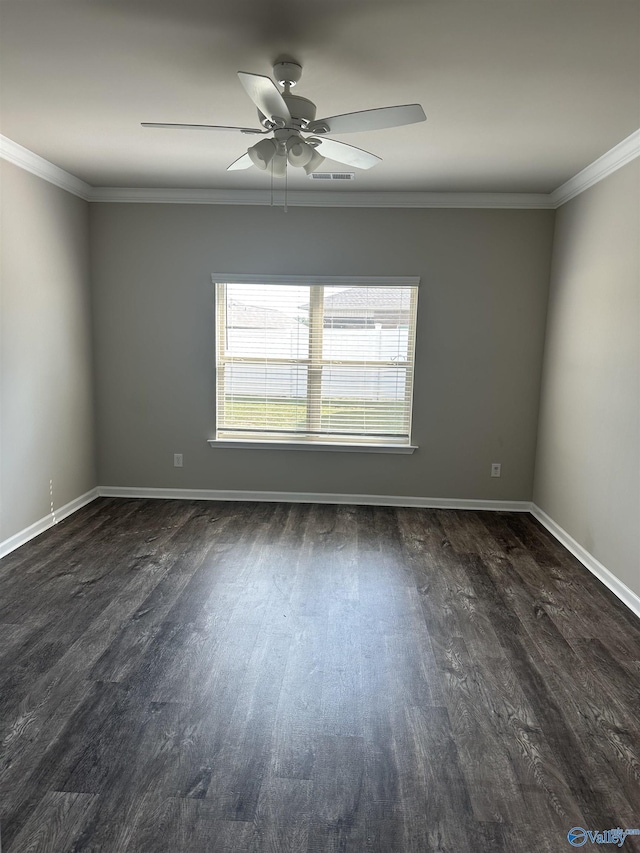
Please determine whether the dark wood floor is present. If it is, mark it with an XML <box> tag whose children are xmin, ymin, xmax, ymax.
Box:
<box><xmin>1</xmin><ymin>499</ymin><xmax>639</xmax><ymax>852</ymax></box>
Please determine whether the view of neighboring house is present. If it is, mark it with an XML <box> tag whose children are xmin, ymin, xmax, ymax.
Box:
<box><xmin>221</xmin><ymin>287</ymin><xmax>412</xmax><ymax>409</ymax></box>
<box><xmin>228</xmin><ymin>288</ymin><xmax>412</xmax><ymax>331</ymax></box>
<box><xmin>227</xmin><ymin>300</ymin><xmax>301</xmax><ymax>329</ymax></box>
<box><xmin>321</xmin><ymin>287</ymin><xmax>412</xmax><ymax>328</ymax></box>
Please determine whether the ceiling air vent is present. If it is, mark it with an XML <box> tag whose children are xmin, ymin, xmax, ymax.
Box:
<box><xmin>309</xmin><ymin>172</ymin><xmax>356</xmax><ymax>181</ymax></box>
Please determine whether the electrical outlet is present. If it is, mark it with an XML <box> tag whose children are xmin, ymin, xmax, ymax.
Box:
<box><xmin>173</xmin><ymin>453</ymin><xmax>183</xmax><ymax>468</ymax></box>
<box><xmin>491</xmin><ymin>463</ymin><xmax>501</xmax><ymax>478</ymax></box>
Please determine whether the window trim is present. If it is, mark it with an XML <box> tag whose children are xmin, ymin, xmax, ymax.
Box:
<box><xmin>210</xmin><ymin>274</ymin><xmax>420</xmax><ymax>451</ymax></box>
<box><xmin>210</xmin><ymin>274</ymin><xmax>420</xmax><ymax>288</ymax></box>
<box><xmin>207</xmin><ymin>438</ymin><xmax>417</xmax><ymax>453</ymax></box>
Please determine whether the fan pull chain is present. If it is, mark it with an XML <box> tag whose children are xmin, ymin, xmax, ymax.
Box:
<box><xmin>284</xmin><ymin>162</ymin><xmax>288</xmax><ymax>213</ymax></box>
<box><xmin>270</xmin><ymin>161</ymin><xmax>274</xmax><ymax>206</ymax></box>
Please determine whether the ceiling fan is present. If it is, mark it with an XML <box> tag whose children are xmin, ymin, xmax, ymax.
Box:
<box><xmin>142</xmin><ymin>60</ymin><xmax>426</xmax><ymax>176</ymax></box>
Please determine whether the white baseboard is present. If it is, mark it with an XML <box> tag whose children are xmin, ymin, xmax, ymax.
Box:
<box><xmin>98</xmin><ymin>485</ymin><xmax>531</xmax><ymax>513</ymax></box>
<box><xmin>3</xmin><ymin>486</ymin><xmax>636</xmax><ymax>621</ymax></box>
<box><xmin>531</xmin><ymin>504</ymin><xmax>640</xmax><ymax>620</ymax></box>
<box><xmin>0</xmin><ymin>487</ymin><xmax>99</xmax><ymax>560</ymax></box>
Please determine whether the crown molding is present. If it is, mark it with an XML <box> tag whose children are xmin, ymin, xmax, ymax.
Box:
<box><xmin>2</xmin><ymin>130</ymin><xmax>638</xmax><ymax>209</ymax></box>
<box><xmin>550</xmin><ymin>128</ymin><xmax>640</xmax><ymax>208</ymax></box>
<box><xmin>0</xmin><ymin>134</ymin><xmax>91</xmax><ymax>200</ymax></box>
<box><xmin>88</xmin><ymin>186</ymin><xmax>554</xmax><ymax>208</ymax></box>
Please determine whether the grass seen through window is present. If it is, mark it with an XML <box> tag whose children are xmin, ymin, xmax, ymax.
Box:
<box><xmin>224</xmin><ymin>397</ymin><xmax>405</xmax><ymax>435</ymax></box>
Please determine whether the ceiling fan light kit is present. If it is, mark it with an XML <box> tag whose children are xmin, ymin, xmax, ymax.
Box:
<box><xmin>303</xmin><ymin>149</ymin><xmax>326</xmax><ymax>175</ymax></box>
<box><xmin>142</xmin><ymin>59</ymin><xmax>426</xmax><ymax>178</ymax></box>
<box><xmin>247</xmin><ymin>137</ymin><xmax>277</xmax><ymax>170</ymax></box>
<box><xmin>286</xmin><ymin>136</ymin><xmax>314</xmax><ymax>167</ymax></box>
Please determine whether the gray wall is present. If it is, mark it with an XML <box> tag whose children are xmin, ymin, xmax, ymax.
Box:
<box><xmin>0</xmin><ymin>160</ymin><xmax>96</xmax><ymax>542</ymax></box>
<box><xmin>534</xmin><ymin>160</ymin><xmax>640</xmax><ymax>598</ymax></box>
<box><xmin>90</xmin><ymin>203</ymin><xmax>554</xmax><ymax>500</ymax></box>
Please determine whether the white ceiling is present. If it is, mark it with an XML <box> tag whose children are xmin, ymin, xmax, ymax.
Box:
<box><xmin>1</xmin><ymin>0</ymin><xmax>639</xmax><ymax>193</ymax></box>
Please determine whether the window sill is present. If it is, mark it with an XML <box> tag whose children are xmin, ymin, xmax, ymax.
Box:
<box><xmin>207</xmin><ymin>439</ymin><xmax>417</xmax><ymax>454</ymax></box>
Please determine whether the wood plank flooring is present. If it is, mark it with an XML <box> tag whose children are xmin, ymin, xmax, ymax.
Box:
<box><xmin>1</xmin><ymin>498</ymin><xmax>639</xmax><ymax>852</ymax></box>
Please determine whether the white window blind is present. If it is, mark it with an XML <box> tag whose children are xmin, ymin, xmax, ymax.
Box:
<box><xmin>214</xmin><ymin>277</ymin><xmax>419</xmax><ymax>447</ymax></box>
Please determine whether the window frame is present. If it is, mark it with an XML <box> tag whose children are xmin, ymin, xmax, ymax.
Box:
<box><xmin>209</xmin><ymin>274</ymin><xmax>420</xmax><ymax>453</ymax></box>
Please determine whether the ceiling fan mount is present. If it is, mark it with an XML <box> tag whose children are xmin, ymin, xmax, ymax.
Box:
<box><xmin>142</xmin><ymin>57</ymin><xmax>426</xmax><ymax>176</ymax></box>
<box><xmin>272</xmin><ymin>60</ymin><xmax>303</xmax><ymax>88</ymax></box>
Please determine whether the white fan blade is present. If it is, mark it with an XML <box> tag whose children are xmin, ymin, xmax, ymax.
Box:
<box><xmin>227</xmin><ymin>153</ymin><xmax>254</xmax><ymax>171</ymax></box>
<box><xmin>309</xmin><ymin>137</ymin><xmax>381</xmax><ymax>170</ymax></box>
<box><xmin>142</xmin><ymin>122</ymin><xmax>266</xmax><ymax>134</ymax></box>
<box><xmin>310</xmin><ymin>104</ymin><xmax>426</xmax><ymax>135</ymax></box>
<box><xmin>237</xmin><ymin>72</ymin><xmax>291</xmax><ymax>125</ymax></box>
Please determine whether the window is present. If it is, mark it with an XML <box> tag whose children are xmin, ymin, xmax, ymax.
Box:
<box><xmin>212</xmin><ymin>275</ymin><xmax>419</xmax><ymax>451</ymax></box>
